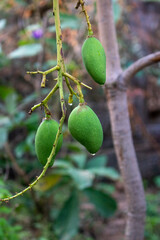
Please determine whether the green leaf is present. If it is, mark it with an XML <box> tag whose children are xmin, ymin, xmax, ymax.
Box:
<box><xmin>88</xmin><ymin>167</ymin><xmax>120</xmax><ymax>181</ymax></box>
<box><xmin>71</xmin><ymin>153</ymin><xmax>87</xmax><ymax>168</ymax></box>
<box><xmin>0</xmin><ymin>86</ymin><xmax>14</xmax><ymax>100</ymax></box>
<box><xmin>0</xmin><ymin>117</ymin><xmax>11</xmax><ymax>127</ymax></box>
<box><xmin>67</xmin><ymin>168</ymin><xmax>94</xmax><ymax>190</ymax></box>
<box><xmin>0</xmin><ymin>187</ymin><xmax>11</xmax><ymax>199</ymax></box>
<box><xmin>0</xmin><ymin>206</ymin><xmax>12</xmax><ymax>214</ymax></box>
<box><xmin>54</xmin><ymin>160</ymin><xmax>73</xmax><ymax>169</ymax></box>
<box><xmin>15</xmin><ymin>132</ymin><xmax>35</xmax><ymax>158</ymax></box>
<box><xmin>5</xmin><ymin>93</ymin><xmax>18</xmax><ymax>115</ymax></box>
<box><xmin>95</xmin><ymin>183</ymin><xmax>116</xmax><ymax>194</ymax></box>
<box><xmin>66</xmin><ymin>143</ymin><xmax>82</xmax><ymax>153</ymax></box>
<box><xmin>34</xmin><ymin>174</ymin><xmax>61</xmax><ymax>192</ymax></box>
<box><xmin>86</xmin><ymin>155</ymin><xmax>107</xmax><ymax>168</ymax></box>
<box><xmin>8</xmin><ymin>43</ymin><xmax>43</xmax><ymax>59</ymax></box>
<box><xmin>55</xmin><ymin>191</ymin><xmax>79</xmax><ymax>240</ymax></box>
<box><xmin>84</xmin><ymin>187</ymin><xmax>117</xmax><ymax>218</ymax></box>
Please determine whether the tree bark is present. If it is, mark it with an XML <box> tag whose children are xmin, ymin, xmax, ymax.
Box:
<box><xmin>97</xmin><ymin>1</ymin><xmax>146</xmax><ymax>240</ymax></box>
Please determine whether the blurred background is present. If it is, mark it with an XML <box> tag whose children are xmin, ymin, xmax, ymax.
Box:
<box><xmin>0</xmin><ymin>0</ymin><xmax>160</xmax><ymax>239</ymax></box>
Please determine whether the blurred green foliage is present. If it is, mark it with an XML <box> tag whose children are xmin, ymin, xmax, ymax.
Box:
<box><xmin>145</xmin><ymin>192</ymin><xmax>160</xmax><ymax>240</ymax></box>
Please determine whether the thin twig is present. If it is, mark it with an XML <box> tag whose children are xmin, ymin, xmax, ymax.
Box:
<box><xmin>29</xmin><ymin>83</ymin><xmax>59</xmax><ymax>114</ymax></box>
<box><xmin>75</xmin><ymin>0</ymin><xmax>81</xmax><ymax>9</ymax></box>
<box><xmin>63</xmin><ymin>72</ymin><xmax>92</xmax><ymax>90</ymax></box>
<box><xmin>77</xmin><ymin>0</ymin><xmax>93</xmax><ymax>36</ymax></box>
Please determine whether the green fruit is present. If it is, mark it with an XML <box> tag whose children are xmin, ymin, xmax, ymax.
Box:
<box><xmin>82</xmin><ymin>37</ymin><xmax>106</xmax><ymax>85</ymax></box>
<box><xmin>68</xmin><ymin>104</ymin><xmax>103</xmax><ymax>154</ymax></box>
<box><xmin>35</xmin><ymin>118</ymin><xmax>63</xmax><ymax>166</ymax></box>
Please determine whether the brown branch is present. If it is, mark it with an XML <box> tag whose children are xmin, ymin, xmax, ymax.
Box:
<box><xmin>75</xmin><ymin>0</ymin><xmax>80</xmax><ymax>9</ymax></box>
<box><xmin>123</xmin><ymin>51</ymin><xmax>160</xmax><ymax>82</ymax></box>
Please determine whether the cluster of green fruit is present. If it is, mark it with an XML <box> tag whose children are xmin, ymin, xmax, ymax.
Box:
<box><xmin>35</xmin><ymin>36</ymin><xmax>106</xmax><ymax>166</ymax></box>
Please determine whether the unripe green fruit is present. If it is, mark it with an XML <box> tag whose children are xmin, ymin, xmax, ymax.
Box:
<box><xmin>82</xmin><ymin>37</ymin><xmax>106</xmax><ymax>85</ymax></box>
<box><xmin>68</xmin><ymin>104</ymin><xmax>103</xmax><ymax>154</ymax></box>
<box><xmin>35</xmin><ymin>118</ymin><xmax>63</xmax><ymax>166</ymax></box>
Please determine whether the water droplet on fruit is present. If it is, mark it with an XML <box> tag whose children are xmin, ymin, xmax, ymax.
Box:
<box><xmin>91</xmin><ymin>153</ymin><xmax>96</xmax><ymax>156</ymax></box>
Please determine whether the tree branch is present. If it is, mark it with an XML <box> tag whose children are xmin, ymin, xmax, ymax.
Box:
<box><xmin>123</xmin><ymin>51</ymin><xmax>160</xmax><ymax>82</ymax></box>
<box><xmin>97</xmin><ymin>1</ymin><xmax>146</xmax><ymax>240</ymax></box>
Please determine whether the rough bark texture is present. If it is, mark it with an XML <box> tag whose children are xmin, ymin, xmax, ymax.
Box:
<box><xmin>123</xmin><ymin>51</ymin><xmax>160</xmax><ymax>82</ymax></box>
<box><xmin>97</xmin><ymin>1</ymin><xmax>146</xmax><ymax>240</ymax></box>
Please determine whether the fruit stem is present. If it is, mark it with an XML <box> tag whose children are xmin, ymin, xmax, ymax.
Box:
<box><xmin>29</xmin><ymin>82</ymin><xmax>59</xmax><ymax>114</ymax></box>
<box><xmin>78</xmin><ymin>0</ymin><xmax>93</xmax><ymax>36</ymax></box>
<box><xmin>63</xmin><ymin>72</ymin><xmax>92</xmax><ymax>90</ymax></box>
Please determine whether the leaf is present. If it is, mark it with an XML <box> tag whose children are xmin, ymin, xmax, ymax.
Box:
<box><xmin>88</xmin><ymin>167</ymin><xmax>120</xmax><ymax>181</ymax></box>
<box><xmin>34</xmin><ymin>174</ymin><xmax>61</xmax><ymax>192</ymax></box>
<box><xmin>24</xmin><ymin>113</ymin><xmax>39</xmax><ymax>131</ymax></box>
<box><xmin>54</xmin><ymin>160</ymin><xmax>73</xmax><ymax>169</ymax></box>
<box><xmin>71</xmin><ymin>153</ymin><xmax>87</xmax><ymax>169</ymax></box>
<box><xmin>0</xmin><ymin>117</ymin><xmax>11</xmax><ymax>127</ymax></box>
<box><xmin>0</xmin><ymin>86</ymin><xmax>14</xmax><ymax>100</ymax></box>
<box><xmin>5</xmin><ymin>93</ymin><xmax>18</xmax><ymax>115</ymax></box>
<box><xmin>0</xmin><ymin>187</ymin><xmax>11</xmax><ymax>199</ymax></box>
<box><xmin>84</xmin><ymin>187</ymin><xmax>117</xmax><ymax>218</ymax></box>
<box><xmin>55</xmin><ymin>191</ymin><xmax>79</xmax><ymax>240</ymax></box>
<box><xmin>95</xmin><ymin>183</ymin><xmax>116</xmax><ymax>194</ymax></box>
<box><xmin>0</xmin><ymin>206</ymin><xmax>12</xmax><ymax>214</ymax></box>
<box><xmin>15</xmin><ymin>132</ymin><xmax>36</xmax><ymax>158</ymax></box>
<box><xmin>8</xmin><ymin>43</ymin><xmax>43</xmax><ymax>59</ymax></box>
<box><xmin>86</xmin><ymin>155</ymin><xmax>107</xmax><ymax>168</ymax></box>
<box><xmin>67</xmin><ymin>168</ymin><xmax>94</xmax><ymax>190</ymax></box>
<box><xmin>66</xmin><ymin>143</ymin><xmax>82</xmax><ymax>153</ymax></box>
